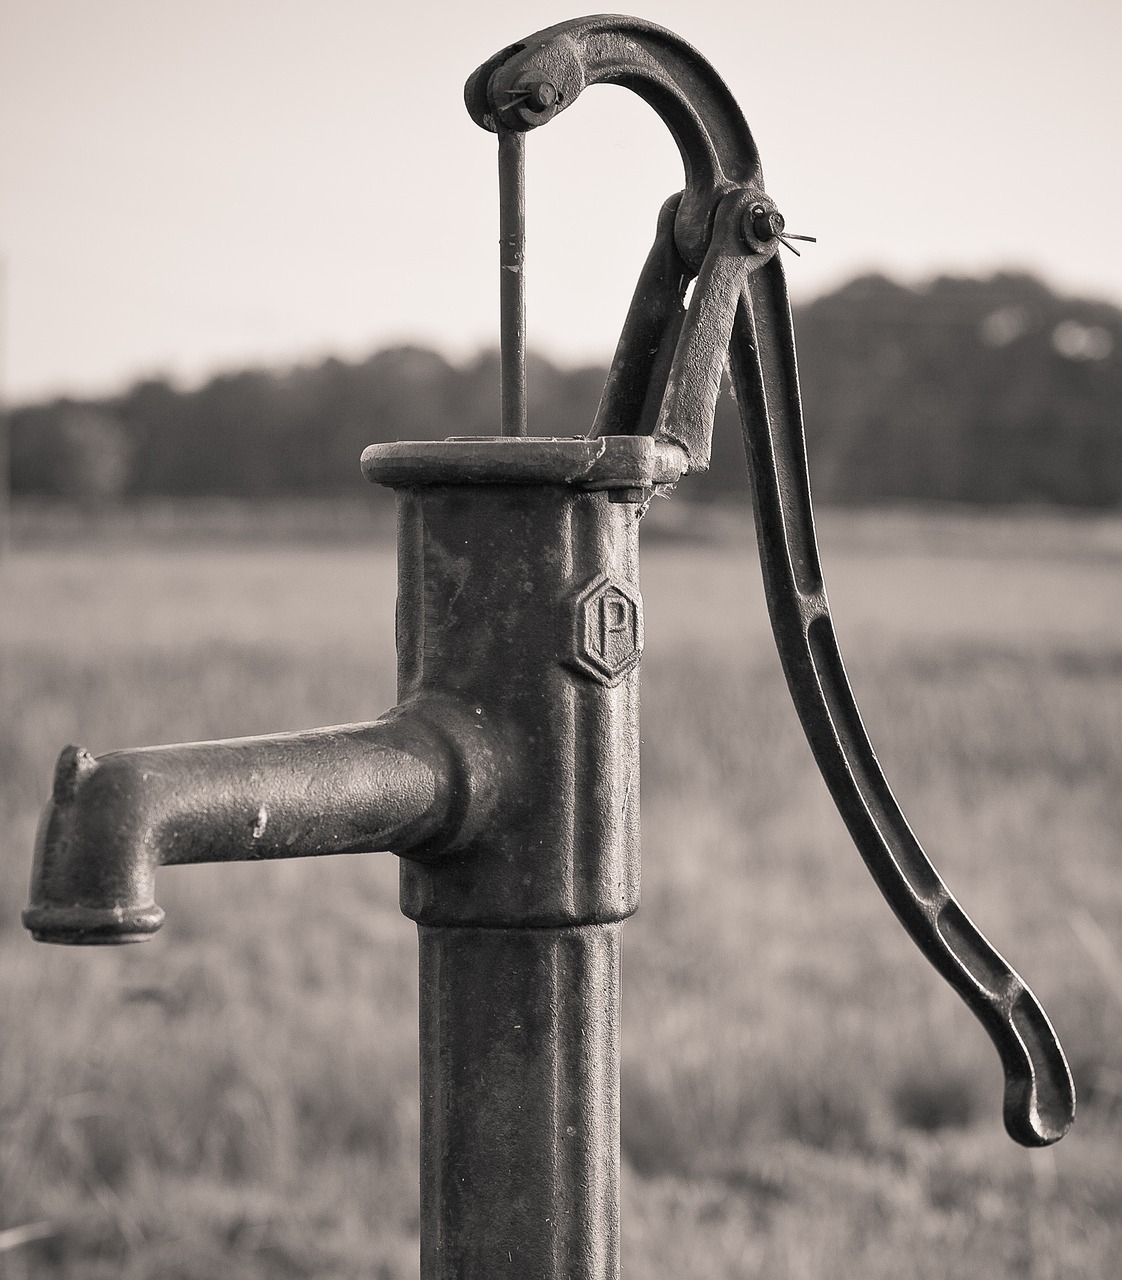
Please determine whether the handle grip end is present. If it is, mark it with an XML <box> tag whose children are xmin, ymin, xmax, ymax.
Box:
<box><xmin>1001</xmin><ymin>991</ymin><xmax>1076</xmax><ymax>1147</ymax></box>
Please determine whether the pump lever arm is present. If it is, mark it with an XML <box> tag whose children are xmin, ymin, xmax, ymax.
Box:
<box><xmin>729</xmin><ymin>255</ymin><xmax>1075</xmax><ymax>1148</ymax></box>
<box><xmin>633</xmin><ymin>183</ymin><xmax>1076</xmax><ymax>1146</ymax></box>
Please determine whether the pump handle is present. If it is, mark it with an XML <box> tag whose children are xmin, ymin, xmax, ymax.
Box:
<box><xmin>465</xmin><ymin>13</ymin><xmax>761</xmax><ymax>272</ymax></box>
<box><xmin>469</xmin><ymin>15</ymin><xmax>1075</xmax><ymax>1146</ymax></box>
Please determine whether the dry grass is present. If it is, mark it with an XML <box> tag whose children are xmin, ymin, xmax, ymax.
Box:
<box><xmin>1</xmin><ymin>506</ymin><xmax>1120</xmax><ymax>1277</ymax></box>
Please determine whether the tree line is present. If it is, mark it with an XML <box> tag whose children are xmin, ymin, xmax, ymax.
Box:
<box><xmin>10</xmin><ymin>272</ymin><xmax>1122</xmax><ymax>506</ymax></box>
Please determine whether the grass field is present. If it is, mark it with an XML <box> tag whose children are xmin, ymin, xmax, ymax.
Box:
<box><xmin>1</xmin><ymin>502</ymin><xmax>1120</xmax><ymax>1278</ymax></box>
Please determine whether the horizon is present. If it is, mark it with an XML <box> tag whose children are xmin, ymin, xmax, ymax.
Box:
<box><xmin>9</xmin><ymin>263</ymin><xmax>1114</xmax><ymax>408</ymax></box>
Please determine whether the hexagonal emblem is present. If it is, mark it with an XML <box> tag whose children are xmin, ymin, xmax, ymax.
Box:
<box><xmin>567</xmin><ymin>575</ymin><xmax>643</xmax><ymax>686</ymax></box>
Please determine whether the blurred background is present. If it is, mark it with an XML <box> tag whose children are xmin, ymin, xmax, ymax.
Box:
<box><xmin>1</xmin><ymin>1</ymin><xmax>1120</xmax><ymax>1276</ymax></box>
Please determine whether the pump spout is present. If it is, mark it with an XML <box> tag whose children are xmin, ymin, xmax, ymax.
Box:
<box><xmin>23</xmin><ymin>699</ymin><xmax>494</xmax><ymax>945</ymax></box>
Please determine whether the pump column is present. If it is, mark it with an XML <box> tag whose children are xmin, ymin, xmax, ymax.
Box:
<box><xmin>363</xmin><ymin>436</ymin><xmax>675</xmax><ymax>1280</ymax></box>
<box><xmin>419</xmin><ymin>922</ymin><xmax>620</xmax><ymax>1277</ymax></box>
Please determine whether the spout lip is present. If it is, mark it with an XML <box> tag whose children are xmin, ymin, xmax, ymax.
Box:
<box><xmin>21</xmin><ymin>902</ymin><xmax>164</xmax><ymax>946</ymax></box>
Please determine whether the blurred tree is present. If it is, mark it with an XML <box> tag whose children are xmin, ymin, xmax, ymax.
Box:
<box><xmin>795</xmin><ymin>273</ymin><xmax>1122</xmax><ymax>506</ymax></box>
<box><xmin>10</xmin><ymin>403</ymin><xmax>131</xmax><ymax>500</ymax></box>
<box><xmin>9</xmin><ymin>273</ymin><xmax>1122</xmax><ymax>507</ymax></box>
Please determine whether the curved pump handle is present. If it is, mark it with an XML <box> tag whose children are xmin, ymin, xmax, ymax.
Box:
<box><xmin>465</xmin><ymin>14</ymin><xmax>762</xmax><ymax>272</ymax></box>
<box><xmin>468</xmin><ymin>16</ymin><xmax>1076</xmax><ymax>1147</ymax></box>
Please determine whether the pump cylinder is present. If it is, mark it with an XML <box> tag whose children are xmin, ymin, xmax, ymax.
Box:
<box><xmin>391</xmin><ymin>469</ymin><xmax>643</xmax><ymax>928</ymax></box>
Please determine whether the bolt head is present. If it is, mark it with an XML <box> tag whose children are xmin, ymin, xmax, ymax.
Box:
<box><xmin>525</xmin><ymin>80</ymin><xmax>559</xmax><ymax>111</ymax></box>
<box><xmin>749</xmin><ymin>204</ymin><xmax>785</xmax><ymax>241</ymax></box>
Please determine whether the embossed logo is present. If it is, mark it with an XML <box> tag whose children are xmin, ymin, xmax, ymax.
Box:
<box><xmin>567</xmin><ymin>575</ymin><xmax>643</xmax><ymax>685</ymax></box>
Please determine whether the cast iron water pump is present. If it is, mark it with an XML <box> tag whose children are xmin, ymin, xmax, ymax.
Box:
<box><xmin>24</xmin><ymin>15</ymin><xmax>1074</xmax><ymax>1278</ymax></box>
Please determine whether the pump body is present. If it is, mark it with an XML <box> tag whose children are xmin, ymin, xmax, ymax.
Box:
<box><xmin>25</xmin><ymin>435</ymin><xmax>678</xmax><ymax>1279</ymax></box>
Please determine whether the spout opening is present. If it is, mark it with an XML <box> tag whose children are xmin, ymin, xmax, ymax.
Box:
<box><xmin>22</xmin><ymin>902</ymin><xmax>165</xmax><ymax>946</ymax></box>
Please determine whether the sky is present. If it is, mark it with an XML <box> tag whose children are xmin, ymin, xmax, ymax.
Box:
<box><xmin>1</xmin><ymin>0</ymin><xmax>1120</xmax><ymax>401</ymax></box>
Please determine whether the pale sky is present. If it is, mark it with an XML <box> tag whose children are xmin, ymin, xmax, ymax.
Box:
<box><xmin>2</xmin><ymin>0</ymin><xmax>1120</xmax><ymax>401</ymax></box>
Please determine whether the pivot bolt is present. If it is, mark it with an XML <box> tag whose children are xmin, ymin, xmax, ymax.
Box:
<box><xmin>524</xmin><ymin>80</ymin><xmax>559</xmax><ymax>111</ymax></box>
<box><xmin>742</xmin><ymin>203</ymin><xmax>817</xmax><ymax>256</ymax></box>
<box><xmin>747</xmin><ymin>203</ymin><xmax>785</xmax><ymax>242</ymax></box>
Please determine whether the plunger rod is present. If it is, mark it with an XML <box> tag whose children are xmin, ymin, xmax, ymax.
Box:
<box><xmin>498</xmin><ymin>128</ymin><xmax>527</xmax><ymax>436</ymax></box>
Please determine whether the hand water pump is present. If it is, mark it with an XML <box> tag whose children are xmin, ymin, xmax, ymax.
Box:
<box><xmin>24</xmin><ymin>15</ymin><xmax>1075</xmax><ymax>1278</ymax></box>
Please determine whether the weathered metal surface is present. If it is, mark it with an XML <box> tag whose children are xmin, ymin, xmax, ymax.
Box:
<box><xmin>26</xmin><ymin>429</ymin><xmax>648</xmax><ymax>1275</ymax></box>
<box><xmin>373</xmin><ymin>447</ymin><xmax>645</xmax><ymax>928</ymax></box>
<box><xmin>420</xmin><ymin>923</ymin><xmax>620</xmax><ymax>1280</ymax></box>
<box><xmin>464</xmin><ymin>14</ymin><xmax>763</xmax><ymax>274</ymax></box>
<box><xmin>23</xmin><ymin>704</ymin><xmax>496</xmax><ymax>945</ymax></box>
<box><xmin>370</xmin><ymin>447</ymin><xmax>645</xmax><ymax>1277</ymax></box>
<box><xmin>361</xmin><ymin>434</ymin><xmax>685</xmax><ymax>491</ymax></box>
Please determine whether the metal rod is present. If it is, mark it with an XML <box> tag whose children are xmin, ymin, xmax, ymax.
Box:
<box><xmin>0</xmin><ymin>257</ymin><xmax>10</xmax><ymax>562</ymax></box>
<box><xmin>498</xmin><ymin>128</ymin><xmax>527</xmax><ymax>436</ymax></box>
